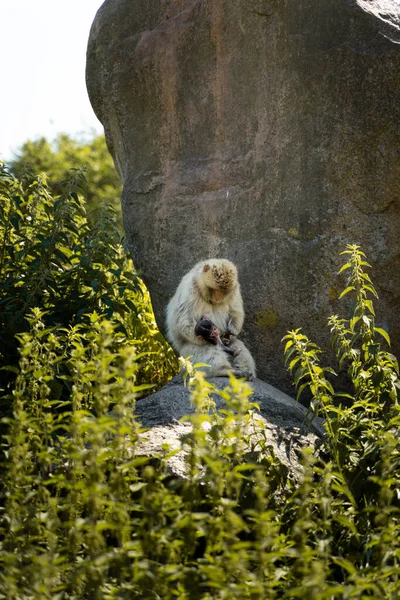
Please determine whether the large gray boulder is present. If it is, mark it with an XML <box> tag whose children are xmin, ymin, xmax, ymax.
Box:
<box><xmin>135</xmin><ymin>376</ymin><xmax>323</xmax><ymax>478</ymax></box>
<box><xmin>86</xmin><ymin>0</ymin><xmax>400</xmax><ymax>391</ymax></box>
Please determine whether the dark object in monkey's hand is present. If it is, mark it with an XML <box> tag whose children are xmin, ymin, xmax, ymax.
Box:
<box><xmin>195</xmin><ymin>315</ymin><xmax>238</xmax><ymax>357</ymax></box>
<box><xmin>194</xmin><ymin>315</ymin><xmax>219</xmax><ymax>345</ymax></box>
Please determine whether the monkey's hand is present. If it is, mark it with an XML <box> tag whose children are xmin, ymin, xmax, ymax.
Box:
<box><xmin>221</xmin><ymin>326</ymin><xmax>237</xmax><ymax>347</ymax></box>
<box><xmin>221</xmin><ymin>331</ymin><xmax>235</xmax><ymax>346</ymax></box>
<box><xmin>225</xmin><ymin>317</ymin><xmax>240</xmax><ymax>338</ymax></box>
<box><xmin>221</xmin><ymin>326</ymin><xmax>241</xmax><ymax>358</ymax></box>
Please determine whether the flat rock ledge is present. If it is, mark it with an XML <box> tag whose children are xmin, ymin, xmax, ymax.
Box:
<box><xmin>135</xmin><ymin>376</ymin><xmax>324</xmax><ymax>479</ymax></box>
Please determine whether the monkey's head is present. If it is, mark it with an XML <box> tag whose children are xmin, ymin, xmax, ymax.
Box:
<box><xmin>198</xmin><ymin>259</ymin><xmax>238</xmax><ymax>305</ymax></box>
<box><xmin>194</xmin><ymin>315</ymin><xmax>220</xmax><ymax>343</ymax></box>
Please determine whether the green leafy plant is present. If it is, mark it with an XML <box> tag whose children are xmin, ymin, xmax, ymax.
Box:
<box><xmin>283</xmin><ymin>245</ymin><xmax>400</xmax><ymax>581</ymax></box>
<box><xmin>1</xmin><ymin>183</ymin><xmax>400</xmax><ymax>600</ymax></box>
<box><xmin>0</xmin><ymin>161</ymin><xmax>178</xmax><ymax>406</ymax></box>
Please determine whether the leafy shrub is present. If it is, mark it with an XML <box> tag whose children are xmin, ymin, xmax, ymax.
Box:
<box><xmin>283</xmin><ymin>245</ymin><xmax>400</xmax><ymax>589</ymax></box>
<box><xmin>0</xmin><ymin>242</ymin><xmax>399</xmax><ymax>598</ymax></box>
<box><xmin>0</xmin><ymin>161</ymin><xmax>178</xmax><ymax>407</ymax></box>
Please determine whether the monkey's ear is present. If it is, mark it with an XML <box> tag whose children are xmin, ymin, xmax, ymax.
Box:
<box><xmin>203</xmin><ymin>264</ymin><xmax>210</xmax><ymax>272</ymax></box>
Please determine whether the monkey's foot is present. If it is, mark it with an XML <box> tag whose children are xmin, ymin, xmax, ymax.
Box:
<box><xmin>232</xmin><ymin>369</ymin><xmax>254</xmax><ymax>381</ymax></box>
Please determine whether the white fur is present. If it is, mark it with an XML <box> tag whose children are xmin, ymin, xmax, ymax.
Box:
<box><xmin>166</xmin><ymin>259</ymin><xmax>256</xmax><ymax>378</ymax></box>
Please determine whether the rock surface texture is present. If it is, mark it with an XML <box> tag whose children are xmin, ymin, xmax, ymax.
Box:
<box><xmin>86</xmin><ymin>0</ymin><xmax>400</xmax><ymax>391</ymax></box>
<box><xmin>135</xmin><ymin>376</ymin><xmax>323</xmax><ymax>478</ymax></box>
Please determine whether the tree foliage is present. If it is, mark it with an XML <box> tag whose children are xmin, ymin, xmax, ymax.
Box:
<box><xmin>10</xmin><ymin>133</ymin><xmax>122</xmax><ymax>225</ymax></box>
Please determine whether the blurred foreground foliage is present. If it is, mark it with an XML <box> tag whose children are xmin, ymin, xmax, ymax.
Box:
<box><xmin>0</xmin><ymin>158</ymin><xmax>399</xmax><ymax>599</ymax></box>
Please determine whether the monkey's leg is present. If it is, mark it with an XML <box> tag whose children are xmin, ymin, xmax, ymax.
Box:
<box><xmin>179</xmin><ymin>343</ymin><xmax>234</xmax><ymax>378</ymax></box>
<box><xmin>229</xmin><ymin>340</ymin><xmax>256</xmax><ymax>380</ymax></box>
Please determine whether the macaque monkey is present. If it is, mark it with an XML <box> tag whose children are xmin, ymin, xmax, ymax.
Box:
<box><xmin>194</xmin><ymin>315</ymin><xmax>238</xmax><ymax>358</ymax></box>
<box><xmin>166</xmin><ymin>259</ymin><xmax>256</xmax><ymax>379</ymax></box>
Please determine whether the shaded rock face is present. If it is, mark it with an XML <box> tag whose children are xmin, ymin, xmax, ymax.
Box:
<box><xmin>86</xmin><ymin>0</ymin><xmax>400</xmax><ymax>391</ymax></box>
<box><xmin>135</xmin><ymin>376</ymin><xmax>323</xmax><ymax>479</ymax></box>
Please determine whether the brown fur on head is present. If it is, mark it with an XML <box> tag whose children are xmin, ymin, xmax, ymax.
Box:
<box><xmin>198</xmin><ymin>259</ymin><xmax>238</xmax><ymax>304</ymax></box>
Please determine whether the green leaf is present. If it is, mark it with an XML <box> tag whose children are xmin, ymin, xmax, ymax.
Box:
<box><xmin>283</xmin><ymin>339</ymin><xmax>294</xmax><ymax>353</ymax></box>
<box><xmin>296</xmin><ymin>382</ymin><xmax>308</xmax><ymax>400</ymax></box>
<box><xmin>332</xmin><ymin>557</ymin><xmax>357</xmax><ymax>575</ymax></box>
<box><xmin>364</xmin><ymin>299</ymin><xmax>375</xmax><ymax>315</ymax></box>
<box><xmin>364</xmin><ymin>284</ymin><xmax>378</xmax><ymax>298</ymax></box>
<box><xmin>375</xmin><ymin>327</ymin><xmax>391</xmax><ymax>346</ymax></box>
<box><xmin>339</xmin><ymin>286</ymin><xmax>355</xmax><ymax>299</ymax></box>
<box><xmin>233</xmin><ymin>463</ymin><xmax>259</xmax><ymax>472</ymax></box>
<box><xmin>349</xmin><ymin>316</ymin><xmax>360</xmax><ymax>330</ymax></box>
<box><xmin>338</xmin><ymin>262</ymin><xmax>351</xmax><ymax>274</ymax></box>
<box><xmin>288</xmin><ymin>356</ymin><xmax>301</xmax><ymax>371</ymax></box>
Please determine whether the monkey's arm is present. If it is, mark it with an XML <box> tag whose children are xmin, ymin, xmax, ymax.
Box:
<box><xmin>178</xmin><ymin>321</ymin><xmax>206</xmax><ymax>345</ymax></box>
<box><xmin>172</xmin><ymin>304</ymin><xmax>207</xmax><ymax>346</ymax></box>
<box><xmin>227</xmin><ymin>288</ymin><xmax>245</xmax><ymax>335</ymax></box>
<box><xmin>167</xmin><ymin>292</ymin><xmax>205</xmax><ymax>348</ymax></box>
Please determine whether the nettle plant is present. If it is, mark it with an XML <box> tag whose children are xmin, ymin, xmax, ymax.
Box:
<box><xmin>0</xmin><ymin>235</ymin><xmax>399</xmax><ymax>596</ymax></box>
<box><xmin>284</xmin><ymin>246</ymin><xmax>400</xmax><ymax>566</ymax></box>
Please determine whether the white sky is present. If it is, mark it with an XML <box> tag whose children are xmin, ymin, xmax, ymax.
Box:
<box><xmin>0</xmin><ymin>0</ymin><xmax>105</xmax><ymax>161</ymax></box>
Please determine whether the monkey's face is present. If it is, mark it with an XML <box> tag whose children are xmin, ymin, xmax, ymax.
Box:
<box><xmin>202</xmin><ymin>263</ymin><xmax>237</xmax><ymax>304</ymax></box>
<box><xmin>202</xmin><ymin>287</ymin><xmax>226</xmax><ymax>304</ymax></box>
<box><xmin>211</xmin><ymin>289</ymin><xmax>226</xmax><ymax>303</ymax></box>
